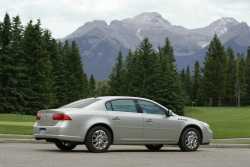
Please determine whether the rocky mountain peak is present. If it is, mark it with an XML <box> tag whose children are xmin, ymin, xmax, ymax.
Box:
<box><xmin>210</xmin><ymin>17</ymin><xmax>239</xmax><ymax>28</ymax></box>
<box><xmin>63</xmin><ymin>13</ymin><xmax>250</xmax><ymax>79</ymax></box>
<box><xmin>134</xmin><ymin>12</ymin><xmax>164</xmax><ymax>20</ymax></box>
<box><xmin>124</xmin><ymin>12</ymin><xmax>171</xmax><ymax>27</ymax></box>
<box><xmin>65</xmin><ymin>20</ymin><xmax>108</xmax><ymax>39</ymax></box>
<box><xmin>207</xmin><ymin>17</ymin><xmax>239</xmax><ymax>36</ymax></box>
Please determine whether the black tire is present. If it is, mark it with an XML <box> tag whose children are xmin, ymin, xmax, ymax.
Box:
<box><xmin>54</xmin><ymin>141</ymin><xmax>77</xmax><ymax>151</ymax></box>
<box><xmin>85</xmin><ymin>126</ymin><xmax>112</xmax><ymax>153</ymax></box>
<box><xmin>179</xmin><ymin>128</ymin><xmax>201</xmax><ymax>152</ymax></box>
<box><xmin>145</xmin><ymin>144</ymin><xmax>163</xmax><ymax>151</ymax></box>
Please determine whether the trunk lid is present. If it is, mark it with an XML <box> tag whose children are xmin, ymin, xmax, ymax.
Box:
<box><xmin>37</xmin><ymin>109</ymin><xmax>63</xmax><ymax>126</ymax></box>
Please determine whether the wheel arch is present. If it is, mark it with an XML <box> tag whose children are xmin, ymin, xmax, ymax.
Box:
<box><xmin>179</xmin><ymin>124</ymin><xmax>203</xmax><ymax>144</ymax></box>
<box><xmin>84</xmin><ymin>123</ymin><xmax>114</xmax><ymax>144</ymax></box>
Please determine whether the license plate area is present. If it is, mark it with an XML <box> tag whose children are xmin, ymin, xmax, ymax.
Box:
<box><xmin>39</xmin><ymin>128</ymin><xmax>47</xmax><ymax>135</ymax></box>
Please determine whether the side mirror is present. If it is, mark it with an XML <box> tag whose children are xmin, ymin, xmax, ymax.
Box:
<box><xmin>165</xmin><ymin>109</ymin><xmax>174</xmax><ymax>117</ymax></box>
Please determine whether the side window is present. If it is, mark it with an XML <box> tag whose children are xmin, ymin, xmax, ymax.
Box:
<box><xmin>138</xmin><ymin>100</ymin><xmax>166</xmax><ymax>115</ymax></box>
<box><xmin>106</xmin><ymin>100</ymin><xmax>138</xmax><ymax>113</ymax></box>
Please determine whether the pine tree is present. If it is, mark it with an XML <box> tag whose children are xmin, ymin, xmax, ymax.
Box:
<box><xmin>180</xmin><ymin>69</ymin><xmax>189</xmax><ymax>104</ymax></box>
<box><xmin>157</xmin><ymin>38</ymin><xmax>184</xmax><ymax>114</ymax></box>
<box><xmin>0</xmin><ymin>14</ymin><xmax>88</xmax><ymax>113</ymax></box>
<box><xmin>0</xmin><ymin>13</ymin><xmax>13</xmax><ymax>113</ymax></box>
<box><xmin>184</xmin><ymin>66</ymin><xmax>192</xmax><ymax>103</ymax></box>
<box><xmin>129</xmin><ymin>38</ymin><xmax>161</xmax><ymax>99</ymax></box>
<box><xmin>192</xmin><ymin>61</ymin><xmax>203</xmax><ymax>105</ymax></box>
<box><xmin>203</xmin><ymin>35</ymin><xmax>226</xmax><ymax>106</ymax></box>
<box><xmin>52</xmin><ymin>41</ymin><xmax>68</xmax><ymax>106</ymax></box>
<box><xmin>224</xmin><ymin>48</ymin><xmax>237</xmax><ymax>105</ymax></box>
<box><xmin>49</xmin><ymin>39</ymin><xmax>62</xmax><ymax>107</ymax></box>
<box><xmin>139</xmin><ymin>38</ymin><xmax>161</xmax><ymax>99</ymax></box>
<box><xmin>108</xmin><ymin>51</ymin><xmax>126</xmax><ymax>95</ymax></box>
<box><xmin>63</xmin><ymin>41</ymin><xmax>87</xmax><ymax>103</ymax></box>
<box><xmin>88</xmin><ymin>74</ymin><xmax>96</xmax><ymax>97</ymax></box>
<box><xmin>21</xmin><ymin>21</ymin><xmax>35</xmax><ymax>114</ymax></box>
<box><xmin>0</xmin><ymin>21</ymin><xmax>2</xmax><ymax>112</ymax></box>
<box><xmin>236</xmin><ymin>56</ymin><xmax>247</xmax><ymax>106</ymax></box>
<box><xmin>0</xmin><ymin>21</ymin><xmax>2</xmax><ymax>45</ymax></box>
<box><xmin>10</xmin><ymin>16</ymin><xmax>30</xmax><ymax>113</ymax></box>
<box><xmin>22</xmin><ymin>20</ymin><xmax>54</xmax><ymax>114</ymax></box>
<box><xmin>96</xmin><ymin>81</ymin><xmax>110</xmax><ymax>96</ymax></box>
<box><xmin>82</xmin><ymin>73</ymin><xmax>89</xmax><ymax>98</ymax></box>
<box><xmin>61</xmin><ymin>41</ymin><xmax>72</xmax><ymax>104</ymax></box>
<box><xmin>125</xmin><ymin>49</ymin><xmax>141</xmax><ymax>95</ymax></box>
<box><xmin>70</xmin><ymin>41</ymin><xmax>87</xmax><ymax>99</ymax></box>
<box><xmin>245</xmin><ymin>47</ymin><xmax>250</xmax><ymax>104</ymax></box>
<box><xmin>1</xmin><ymin>14</ymin><xmax>11</xmax><ymax>47</ymax></box>
<box><xmin>41</xmin><ymin>30</ymin><xmax>57</xmax><ymax>107</ymax></box>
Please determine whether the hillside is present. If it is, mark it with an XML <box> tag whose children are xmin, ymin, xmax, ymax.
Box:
<box><xmin>64</xmin><ymin>12</ymin><xmax>250</xmax><ymax>79</ymax></box>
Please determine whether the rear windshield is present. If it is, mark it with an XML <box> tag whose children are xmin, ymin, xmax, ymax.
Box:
<box><xmin>60</xmin><ymin>98</ymin><xmax>100</xmax><ymax>108</ymax></box>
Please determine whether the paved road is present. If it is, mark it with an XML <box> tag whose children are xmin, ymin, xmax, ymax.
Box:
<box><xmin>0</xmin><ymin>143</ymin><xmax>250</xmax><ymax>167</ymax></box>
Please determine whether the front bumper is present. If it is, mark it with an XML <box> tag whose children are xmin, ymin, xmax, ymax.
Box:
<box><xmin>201</xmin><ymin>126</ymin><xmax>213</xmax><ymax>145</ymax></box>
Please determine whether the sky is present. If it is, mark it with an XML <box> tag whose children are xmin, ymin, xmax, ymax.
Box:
<box><xmin>1</xmin><ymin>0</ymin><xmax>250</xmax><ymax>38</ymax></box>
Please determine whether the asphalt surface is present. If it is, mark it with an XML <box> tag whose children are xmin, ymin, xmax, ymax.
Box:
<box><xmin>0</xmin><ymin>143</ymin><xmax>250</xmax><ymax>167</ymax></box>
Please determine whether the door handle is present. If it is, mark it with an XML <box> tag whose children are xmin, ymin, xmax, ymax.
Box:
<box><xmin>145</xmin><ymin>119</ymin><xmax>153</xmax><ymax>123</ymax></box>
<box><xmin>112</xmin><ymin>116</ymin><xmax>120</xmax><ymax>121</ymax></box>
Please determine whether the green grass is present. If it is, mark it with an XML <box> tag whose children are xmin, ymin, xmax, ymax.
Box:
<box><xmin>185</xmin><ymin>107</ymin><xmax>250</xmax><ymax>139</ymax></box>
<box><xmin>212</xmin><ymin>138</ymin><xmax>250</xmax><ymax>144</ymax></box>
<box><xmin>0</xmin><ymin>114</ymin><xmax>35</xmax><ymax>122</ymax></box>
<box><xmin>0</xmin><ymin>114</ymin><xmax>35</xmax><ymax>135</ymax></box>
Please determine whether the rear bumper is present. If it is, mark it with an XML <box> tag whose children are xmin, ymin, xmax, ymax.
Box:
<box><xmin>33</xmin><ymin>122</ymin><xmax>83</xmax><ymax>142</ymax></box>
<box><xmin>34</xmin><ymin>134</ymin><xmax>82</xmax><ymax>142</ymax></box>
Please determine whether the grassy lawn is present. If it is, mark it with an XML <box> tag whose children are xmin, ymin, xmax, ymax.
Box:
<box><xmin>185</xmin><ymin>107</ymin><xmax>250</xmax><ymax>139</ymax></box>
<box><xmin>0</xmin><ymin>114</ymin><xmax>35</xmax><ymax>135</ymax></box>
<box><xmin>1</xmin><ymin>107</ymin><xmax>250</xmax><ymax>139</ymax></box>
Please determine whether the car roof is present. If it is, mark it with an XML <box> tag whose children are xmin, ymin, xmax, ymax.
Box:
<box><xmin>64</xmin><ymin>96</ymin><xmax>150</xmax><ymax>106</ymax></box>
<box><xmin>96</xmin><ymin>96</ymin><xmax>152</xmax><ymax>101</ymax></box>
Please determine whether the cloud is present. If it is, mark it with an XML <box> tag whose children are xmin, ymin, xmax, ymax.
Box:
<box><xmin>0</xmin><ymin>0</ymin><xmax>249</xmax><ymax>38</ymax></box>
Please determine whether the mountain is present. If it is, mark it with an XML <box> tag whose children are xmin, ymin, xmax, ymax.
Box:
<box><xmin>64</xmin><ymin>12</ymin><xmax>250</xmax><ymax>80</ymax></box>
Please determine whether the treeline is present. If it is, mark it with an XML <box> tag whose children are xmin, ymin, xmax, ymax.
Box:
<box><xmin>1</xmin><ymin>14</ymin><xmax>250</xmax><ymax>116</ymax></box>
<box><xmin>104</xmin><ymin>38</ymin><xmax>184</xmax><ymax>115</ymax></box>
<box><xmin>95</xmin><ymin>35</ymin><xmax>250</xmax><ymax>110</ymax></box>
<box><xmin>0</xmin><ymin>14</ymin><xmax>94</xmax><ymax>114</ymax></box>
<box><xmin>181</xmin><ymin>35</ymin><xmax>250</xmax><ymax>106</ymax></box>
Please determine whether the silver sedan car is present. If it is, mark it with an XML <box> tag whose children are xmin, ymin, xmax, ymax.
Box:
<box><xmin>33</xmin><ymin>96</ymin><xmax>213</xmax><ymax>153</ymax></box>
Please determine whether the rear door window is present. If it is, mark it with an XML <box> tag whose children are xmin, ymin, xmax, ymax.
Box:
<box><xmin>106</xmin><ymin>99</ymin><xmax>138</xmax><ymax>113</ymax></box>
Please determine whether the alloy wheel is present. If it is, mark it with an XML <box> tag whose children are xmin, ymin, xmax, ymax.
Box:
<box><xmin>185</xmin><ymin>130</ymin><xmax>199</xmax><ymax>150</ymax></box>
<box><xmin>91</xmin><ymin>130</ymin><xmax>109</xmax><ymax>151</ymax></box>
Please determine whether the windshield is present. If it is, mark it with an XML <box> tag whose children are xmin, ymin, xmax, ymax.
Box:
<box><xmin>60</xmin><ymin>98</ymin><xmax>100</xmax><ymax>108</ymax></box>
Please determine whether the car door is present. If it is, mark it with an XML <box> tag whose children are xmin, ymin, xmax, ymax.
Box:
<box><xmin>138</xmin><ymin>100</ymin><xmax>182</xmax><ymax>143</ymax></box>
<box><xmin>106</xmin><ymin>99</ymin><xmax>143</xmax><ymax>144</ymax></box>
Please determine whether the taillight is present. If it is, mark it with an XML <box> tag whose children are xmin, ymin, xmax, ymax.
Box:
<box><xmin>36</xmin><ymin>112</ymin><xmax>42</xmax><ymax>120</ymax></box>
<box><xmin>52</xmin><ymin>113</ymin><xmax>72</xmax><ymax>121</ymax></box>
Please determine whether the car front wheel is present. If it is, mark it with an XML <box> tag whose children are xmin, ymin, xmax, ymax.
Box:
<box><xmin>54</xmin><ymin>141</ymin><xmax>77</xmax><ymax>151</ymax></box>
<box><xmin>85</xmin><ymin>126</ymin><xmax>111</xmax><ymax>153</ymax></box>
<box><xmin>179</xmin><ymin>128</ymin><xmax>201</xmax><ymax>152</ymax></box>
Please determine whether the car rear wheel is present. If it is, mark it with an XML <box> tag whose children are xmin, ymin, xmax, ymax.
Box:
<box><xmin>54</xmin><ymin>141</ymin><xmax>77</xmax><ymax>151</ymax></box>
<box><xmin>85</xmin><ymin>126</ymin><xmax>111</xmax><ymax>153</ymax></box>
<box><xmin>145</xmin><ymin>144</ymin><xmax>163</xmax><ymax>151</ymax></box>
<box><xmin>179</xmin><ymin>128</ymin><xmax>201</xmax><ymax>152</ymax></box>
